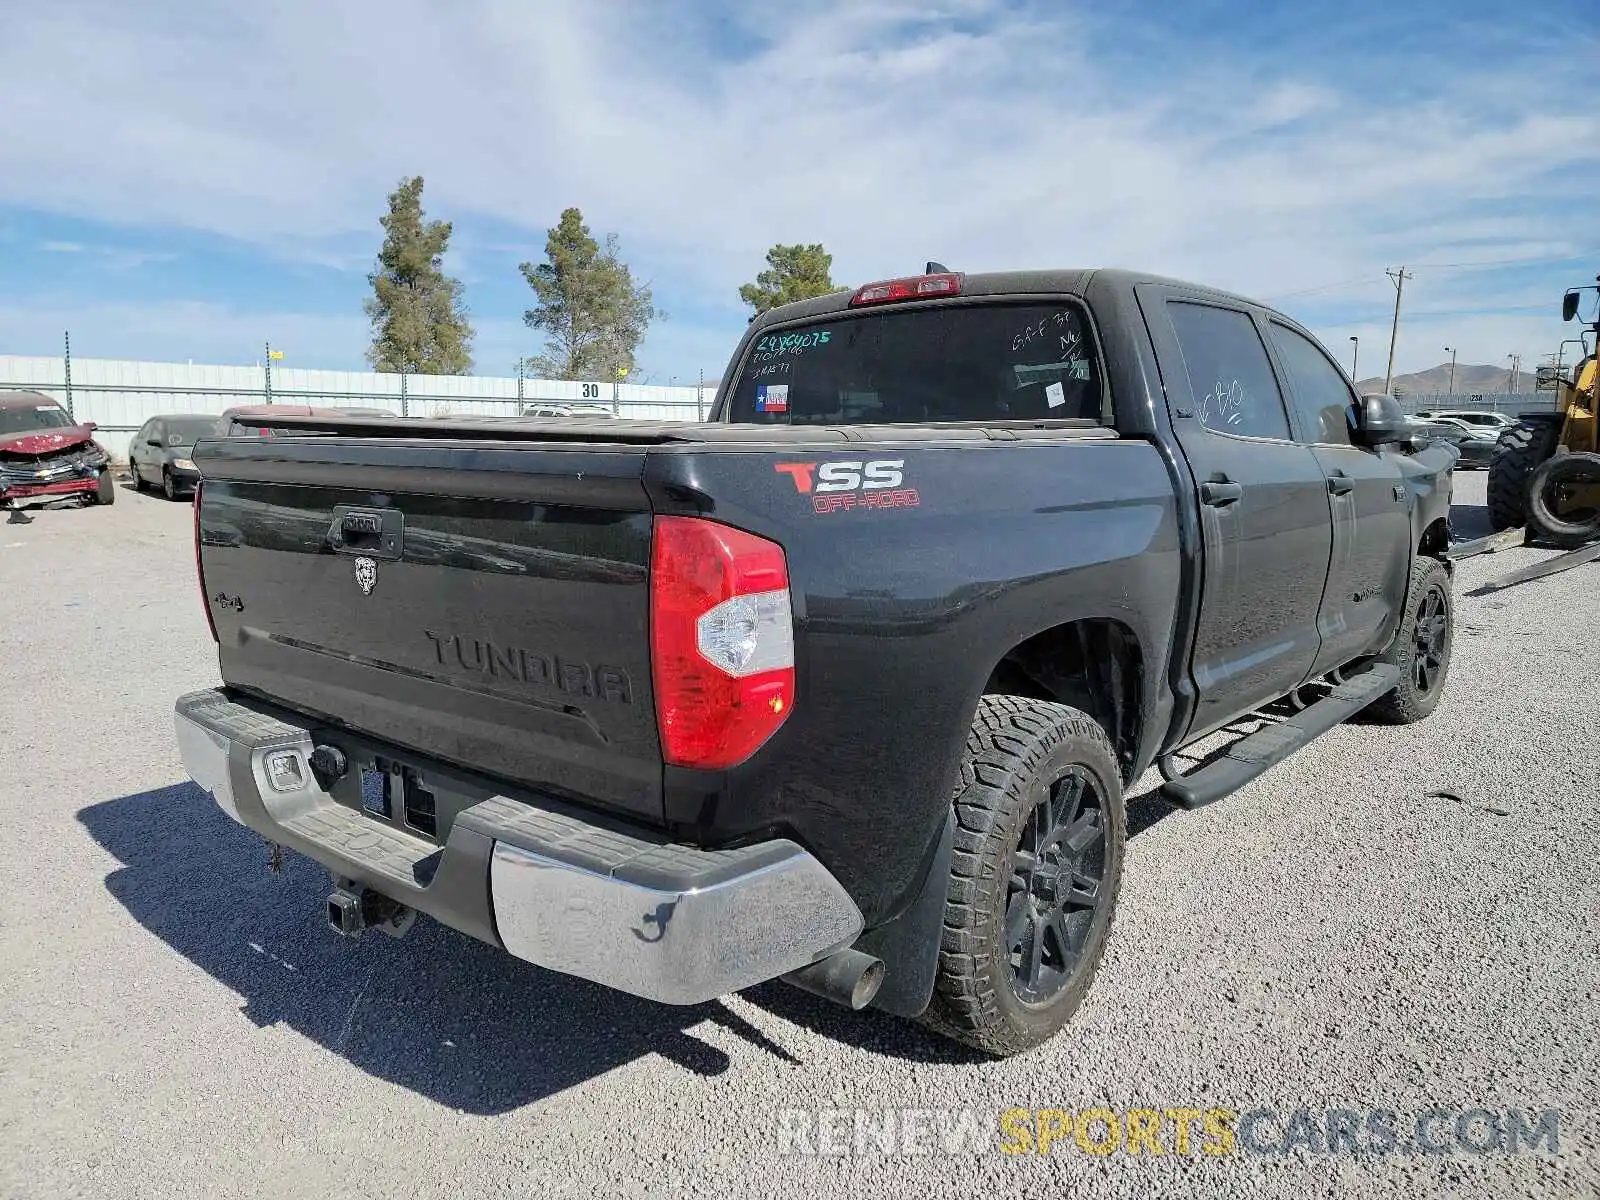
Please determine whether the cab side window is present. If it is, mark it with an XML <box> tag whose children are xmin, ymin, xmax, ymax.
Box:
<box><xmin>1267</xmin><ymin>323</ymin><xmax>1356</xmax><ymax>447</ymax></box>
<box><xmin>1167</xmin><ymin>302</ymin><xmax>1292</xmax><ymax>441</ymax></box>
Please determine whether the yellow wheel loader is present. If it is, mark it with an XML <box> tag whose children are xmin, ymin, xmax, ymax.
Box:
<box><xmin>1487</xmin><ymin>277</ymin><xmax>1600</xmax><ymax>547</ymax></box>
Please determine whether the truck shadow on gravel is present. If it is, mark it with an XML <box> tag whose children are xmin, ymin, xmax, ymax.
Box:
<box><xmin>79</xmin><ymin>784</ymin><xmax>813</xmax><ymax>1115</ymax></box>
<box><xmin>82</xmin><ymin>781</ymin><xmax>1181</xmax><ymax>1095</ymax></box>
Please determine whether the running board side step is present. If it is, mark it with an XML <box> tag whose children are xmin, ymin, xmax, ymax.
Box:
<box><xmin>1159</xmin><ymin>664</ymin><xmax>1401</xmax><ymax>810</ymax></box>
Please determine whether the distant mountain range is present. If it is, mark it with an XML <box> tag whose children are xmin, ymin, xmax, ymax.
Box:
<box><xmin>1355</xmin><ymin>363</ymin><xmax>1524</xmax><ymax>396</ymax></box>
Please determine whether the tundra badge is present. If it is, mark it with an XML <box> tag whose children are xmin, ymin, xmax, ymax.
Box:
<box><xmin>354</xmin><ymin>556</ymin><xmax>378</xmax><ymax>596</ymax></box>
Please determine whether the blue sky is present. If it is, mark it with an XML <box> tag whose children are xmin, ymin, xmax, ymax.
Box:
<box><xmin>1</xmin><ymin>0</ymin><xmax>1596</xmax><ymax>384</ymax></box>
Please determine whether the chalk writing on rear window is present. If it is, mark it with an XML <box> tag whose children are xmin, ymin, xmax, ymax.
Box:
<box><xmin>752</xmin><ymin>330</ymin><xmax>833</xmax><ymax>363</ymax></box>
<box><xmin>1010</xmin><ymin>309</ymin><xmax>1080</xmax><ymax>353</ymax></box>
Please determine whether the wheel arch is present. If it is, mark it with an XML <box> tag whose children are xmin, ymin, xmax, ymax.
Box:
<box><xmin>979</xmin><ymin>617</ymin><xmax>1144</xmax><ymax>784</ymax></box>
<box><xmin>1418</xmin><ymin>515</ymin><xmax>1451</xmax><ymax>561</ymax></box>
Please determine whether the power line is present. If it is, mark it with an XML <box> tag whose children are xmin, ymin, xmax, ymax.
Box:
<box><xmin>1313</xmin><ymin>302</ymin><xmax>1555</xmax><ymax>330</ymax></box>
<box><xmin>1264</xmin><ymin>247</ymin><xmax>1599</xmax><ymax>304</ymax></box>
<box><xmin>1263</xmin><ymin>276</ymin><xmax>1384</xmax><ymax>302</ymax></box>
<box><xmin>1411</xmin><ymin>247</ymin><xmax>1600</xmax><ymax>270</ymax></box>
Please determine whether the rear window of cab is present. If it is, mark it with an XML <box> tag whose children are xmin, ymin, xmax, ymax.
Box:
<box><xmin>727</xmin><ymin>302</ymin><xmax>1103</xmax><ymax>425</ymax></box>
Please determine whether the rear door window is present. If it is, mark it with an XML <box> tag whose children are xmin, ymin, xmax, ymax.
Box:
<box><xmin>727</xmin><ymin>302</ymin><xmax>1103</xmax><ymax>425</ymax></box>
<box><xmin>1166</xmin><ymin>302</ymin><xmax>1292</xmax><ymax>441</ymax></box>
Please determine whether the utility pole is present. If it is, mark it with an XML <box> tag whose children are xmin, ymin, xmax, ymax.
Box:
<box><xmin>1383</xmin><ymin>267</ymin><xmax>1412</xmax><ymax>394</ymax></box>
<box><xmin>1505</xmin><ymin>353</ymin><xmax>1521</xmax><ymax>394</ymax></box>
<box><xmin>515</xmin><ymin>358</ymin><xmax>525</xmax><ymax>409</ymax></box>
<box><xmin>264</xmin><ymin>341</ymin><xmax>273</xmax><ymax>404</ymax></box>
<box><xmin>1444</xmin><ymin>346</ymin><xmax>1457</xmax><ymax>395</ymax></box>
<box><xmin>1349</xmin><ymin>336</ymin><xmax>1359</xmax><ymax>380</ymax></box>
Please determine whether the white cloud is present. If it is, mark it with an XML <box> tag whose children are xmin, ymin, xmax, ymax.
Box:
<box><xmin>40</xmin><ymin>241</ymin><xmax>85</xmax><ymax>253</ymax></box>
<box><xmin>0</xmin><ymin>1</ymin><xmax>1594</xmax><ymax>375</ymax></box>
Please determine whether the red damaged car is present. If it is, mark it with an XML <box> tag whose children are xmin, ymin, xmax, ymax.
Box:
<box><xmin>0</xmin><ymin>391</ymin><xmax>116</xmax><ymax>509</ymax></box>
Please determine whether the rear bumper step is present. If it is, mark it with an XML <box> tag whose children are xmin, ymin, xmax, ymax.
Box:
<box><xmin>173</xmin><ymin>688</ymin><xmax>863</xmax><ymax>1004</ymax></box>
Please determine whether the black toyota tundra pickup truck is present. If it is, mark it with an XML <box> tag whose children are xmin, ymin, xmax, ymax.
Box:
<box><xmin>174</xmin><ymin>268</ymin><xmax>1457</xmax><ymax>1057</ymax></box>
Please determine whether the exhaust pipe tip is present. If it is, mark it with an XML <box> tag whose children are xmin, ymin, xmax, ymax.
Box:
<box><xmin>781</xmin><ymin>947</ymin><xmax>886</xmax><ymax>1011</ymax></box>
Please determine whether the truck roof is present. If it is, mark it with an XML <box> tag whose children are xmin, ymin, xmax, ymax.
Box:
<box><xmin>749</xmin><ymin>268</ymin><xmax>1262</xmax><ymax>327</ymax></box>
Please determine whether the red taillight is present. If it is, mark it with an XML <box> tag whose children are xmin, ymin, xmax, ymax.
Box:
<box><xmin>650</xmin><ymin>516</ymin><xmax>794</xmax><ymax>770</ymax></box>
<box><xmin>194</xmin><ymin>482</ymin><xmax>218</xmax><ymax>643</ymax></box>
<box><xmin>848</xmin><ymin>272</ymin><xmax>962</xmax><ymax>307</ymax></box>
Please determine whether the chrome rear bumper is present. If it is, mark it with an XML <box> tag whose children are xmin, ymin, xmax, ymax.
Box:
<box><xmin>174</xmin><ymin>688</ymin><xmax>862</xmax><ymax>1004</ymax></box>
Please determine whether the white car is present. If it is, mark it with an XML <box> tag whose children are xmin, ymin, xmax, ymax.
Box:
<box><xmin>1420</xmin><ymin>415</ymin><xmax>1498</xmax><ymax>441</ymax></box>
<box><xmin>1413</xmin><ymin>409</ymin><xmax>1518</xmax><ymax>434</ymax></box>
<box><xmin>520</xmin><ymin>402</ymin><xmax>616</xmax><ymax>419</ymax></box>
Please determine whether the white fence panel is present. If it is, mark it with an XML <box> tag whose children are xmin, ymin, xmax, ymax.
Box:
<box><xmin>0</xmin><ymin>355</ymin><xmax>722</xmax><ymax>451</ymax></box>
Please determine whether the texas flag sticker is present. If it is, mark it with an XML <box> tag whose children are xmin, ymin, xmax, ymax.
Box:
<box><xmin>756</xmin><ymin>383</ymin><xmax>789</xmax><ymax>413</ymax></box>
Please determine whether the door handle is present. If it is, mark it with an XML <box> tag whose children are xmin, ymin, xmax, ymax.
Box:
<box><xmin>1199</xmin><ymin>478</ymin><xmax>1243</xmax><ymax>506</ymax></box>
<box><xmin>1327</xmin><ymin>471</ymin><xmax>1354</xmax><ymax>496</ymax></box>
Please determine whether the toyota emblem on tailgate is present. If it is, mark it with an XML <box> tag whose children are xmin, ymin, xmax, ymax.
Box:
<box><xmin>354</xmin><ymin>556</ymin><xmax>378</xmax><ymax>595</ymax></box>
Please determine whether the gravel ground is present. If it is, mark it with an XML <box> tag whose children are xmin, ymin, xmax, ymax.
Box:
<box><xmin>0</xmin><ymin>471</ymin><xmax>1596</xmax><ymax>1199</ymax></box>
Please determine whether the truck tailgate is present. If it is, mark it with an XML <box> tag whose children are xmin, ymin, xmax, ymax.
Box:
<box><xmin>192</xmin><ymin>435</ymin><xmax>663</xmax><ymax>823</ymax></box>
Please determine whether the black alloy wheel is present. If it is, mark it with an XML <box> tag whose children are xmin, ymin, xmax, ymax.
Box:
<box><xmin>1006</xmin><ymin>767</ymin><xmax>1108</xmax><ymax>1004</ymax></box>
<box><xmin>1411</xmin><ymin>583</ymin><xmax>1449</xmax><ymax>698</ymax></box>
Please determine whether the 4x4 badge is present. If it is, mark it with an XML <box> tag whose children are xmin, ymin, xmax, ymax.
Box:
<box><xmin>354</xmin><ymin>556</ymin><xmax>378</xmax><ymax>595</ymax></box>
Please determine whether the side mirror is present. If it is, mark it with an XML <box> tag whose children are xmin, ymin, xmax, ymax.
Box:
<box><xmin>1563</xmin><ymin>290</ymin><xmax>1580</xmax><ymax>322</ymax></box>
<box><xmin>147</xmin><ymin>437</ymin><xmax>163</xmax><ymax>446</ymax></box>
<box><xmin>1353</xmin><ymin>393</ymin><xmax>1407</xmax><ymax>447</ymax></box>
<box><xmin>85</xmin><ymin>421</ymin><xmax>98</xmax><ymax>432</ymax></box>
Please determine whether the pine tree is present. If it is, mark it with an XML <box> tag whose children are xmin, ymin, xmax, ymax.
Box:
<box><xmin>739</xmin><ymin>243</ymin><xmax>843</xmax><ymax>315</ymax></box>
<box><xmin>520</xmin><ymin>207</ymin><xmax>657</xmax><ymax>379</ymax></box>
<box><xmin>364</xmin><ymin>176</ymin><xmax>473</xmax><ymax>375</ymax></box>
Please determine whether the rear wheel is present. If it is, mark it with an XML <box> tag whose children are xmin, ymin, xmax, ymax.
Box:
<box><xmin>1486</xmin><ymin>419</ymin><xmax>1562</xmax><ymax>530</ymax></box>
<box><xmin>919</xmin><ymin>695</ymin><xmax>1125</xmax><ymax>1057</ymax></box>
<box><xmin>1368</xmin><ymin>557</ymin><xmax>1452</xmax><ymax>724</ymax></box>
<box><xmin>1526</xmin><ymin>451</ymin><xmax>1600</xmax><ymax>549</ymax></box>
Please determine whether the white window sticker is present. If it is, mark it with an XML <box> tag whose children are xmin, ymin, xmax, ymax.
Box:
<box><xmin>1045</xmin><ymin>381</ymin><xmax>1066</xmax><ymax>409</ymax></box>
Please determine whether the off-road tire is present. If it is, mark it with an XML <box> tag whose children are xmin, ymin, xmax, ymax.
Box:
<box><xmin>1368</xmin><ymin>557</ymin><xmax>1452</xmax><ymax>724</ymax></box>
<box><xmin>1526</xmin><ymin>450</ymin><xmax>1600</xmax><ymax>549</ymax></box>
<box><xmin>92</xmin><ymin>471</ymin><xmax>116</xmax><ymax>506</ymax></box>
<box><xmin>1486</xmin><ymin>419</ymin><xmax>1561</xmax><ymax>530</ymax></box>
<box><xmin>918</xmin><ymin>695</ymin><xmax>1125</xmax><ymax>1058</ymax></box>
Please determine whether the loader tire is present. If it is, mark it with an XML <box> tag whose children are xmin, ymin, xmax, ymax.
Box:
<box><xmin>1486</xmin><ymin>419</ymin><xmax>1561</xmax><ymax>531</ymax></box>
<box><xmin>1526</xmin><ymin>451</ymin><xmax>1600</xmax><ymax>549</ymax></box>
<box><xmin>917</xmin><ymin>695</ymin><xmax>1124</xmax><ymax>1058</ymax></box>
